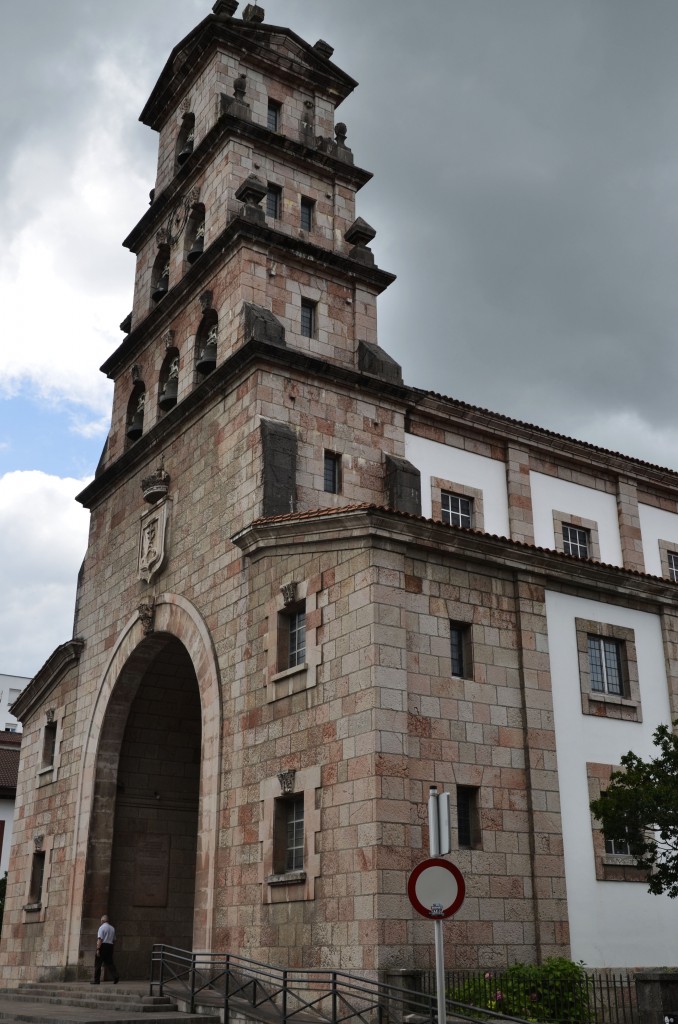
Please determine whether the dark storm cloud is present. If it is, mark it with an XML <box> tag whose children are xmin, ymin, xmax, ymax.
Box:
<box><xmin>2</xmin><ymin>0</ymin><xmax>678</xmax><ymax>465</ymax></box>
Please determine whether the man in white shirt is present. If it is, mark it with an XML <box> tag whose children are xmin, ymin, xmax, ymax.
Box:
<box><xmin>91</xmin><ymin>915</ymin><xmax>120</xmax><ymax>984</ymax></box>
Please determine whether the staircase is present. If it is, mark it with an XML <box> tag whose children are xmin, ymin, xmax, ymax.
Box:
<box><xmin>0</xmin><ymin>981</ymin><xmax>221</xmax><ymax>1023</ymax></box>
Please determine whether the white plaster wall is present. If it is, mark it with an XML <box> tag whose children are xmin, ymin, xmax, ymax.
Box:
<box><xmin>545</xmin><ymin>591</ymin><xmax>676</xmax><ymax>967</ymax></box>
<box><xmin>405</xmin><ymin>435</ymin><xmax>510</xmax><ymax>537</ymax></box>
<box><xmin>638</xmin><ymin>503</ymin><xmax>678</xmax><ymax>577</ymax></box>
<box><xmin>0</xmin><ymin>799</ymin><xmax>15</xmax><ymax>877</ymax></box>
<box><xmin>530</xmin><ymin>473</ymin><xmax>623</xmax><ymax>566</ymax></box>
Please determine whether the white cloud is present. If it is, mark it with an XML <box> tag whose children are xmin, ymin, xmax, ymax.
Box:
<box><xmin>0</xmin><ymin>53</ymin><xmax>151</xmax><ymax>429</ymax></box>
<box><xmin>0</xmin><ymin>470</ymin><xmax>90</xmax><ymax>677</ymax></box>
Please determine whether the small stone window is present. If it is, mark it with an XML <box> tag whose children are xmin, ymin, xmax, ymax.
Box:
<box><xmin>28</xmin><ymin>852</ymin><xmax>45</xmax><ymax>905</ymax></box>
<box><xmin>456</xmin><ymin>785</ymin><xmax>481</xmax><ymax>850</ymax></box>
<box><xmin>587</xmin><ymin>763</ymin><xmax>646</xmax><ymax>883</ymax></box>
<box><xmin>274</xmin><ymin>793</ymin><xmax>304</xmax><ymax>873</ymax></box>
<box><xmin>323</xmin><ymin>451</ymin><xmax>341</xmax><ymax>494</ymax></box>
<box><xmin>267</xmin><ymin>99</ymin><xmax>281</xmax><ymax>132</ymax></box>
<box><xmin>42</xmin><ymin>721</ymin><xmax>57</xmax><ymax>769</ymax></box>
<box><xmin>563</xmin><ymin>524</ymin><xmax>590</xmax><ymax>558</ymax></box>
<box><xmin>278</xmin><ymin>606</ymin><xmax>306</xmax><ymax>671</ymax></box>
<box><xmin>300</xmin><ymin>197</ymin><xmax>314</xmax><ymax>232</ymax></box>
<box><xmin>300</xmin><ymin>299</ymin><xmax>316</xmax><ymax>338</ymax></box>
<box><xmin>266</xmin><ymin>579</ymin><xmax>321</xmax><ymax>702</ymax></box>
<box><xmin>432</xmin><ymin>479</ymin><xmax>485</xmax><ymax>532</ymax></box>
<box><xmin>266</xmin><ymin>184</ymin><xmax>281</xmax><ymax>220</ymax></box>
<box><xmin>658</xmin><ymin>540</ymin><xmax>678</xmax><ymax>581</ymax></box>
<box><xmin>441</xmin><ymin>492</ymin><xmax>473</xmax><ymax>529</ymax></box>
<box><xmin>450</xmin><ymin>622</ymin><xmax>472</xmax><ymax>678</ymax></box>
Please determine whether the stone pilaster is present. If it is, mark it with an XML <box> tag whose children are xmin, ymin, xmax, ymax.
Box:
<box><xmin>506</xmin><ymin>446</ymin><xmax>535</xmax><ymax>545</ymax></box>
<box><xmin>617</xmin><ymin>476</ymin><xmax>645</xmax><ymax>573</ymax></box>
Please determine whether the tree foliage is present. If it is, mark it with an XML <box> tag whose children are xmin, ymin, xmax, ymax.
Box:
<box><xmin>590</xmin><ymin>722</ymin><xmax>678</xmax><ymax>897</ymax></box>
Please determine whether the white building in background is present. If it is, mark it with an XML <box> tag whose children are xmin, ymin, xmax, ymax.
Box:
<box><xmin>0</xmin><ymin>675</ymin><xmax>28</xmax><ymax>735</ymax></box>
<box><xmin>0</xmin><ymin>675</ymin><xmax>27</xmax><ymax>877</ymax></box>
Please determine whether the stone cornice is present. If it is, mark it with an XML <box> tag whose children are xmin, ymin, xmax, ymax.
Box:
<box><xmin>123</xmin><ymin>113</ymin><xmax>372</xmax><ymax>253</ymax></box>
<box><xmin>11</xmin><ymin>639</ymin><xmax>85</xmax><ymax>725</ymax></box>
<box><xmin>104</xmin><ymin>216</ymin><xmax>395</xmax><ymax>379</ymax></box>
<box><xmin>78</xmin><ymin>340</ymin><xmax>410</xmax><ymax>510</ymax></box>
<box><xmin>232</xmin><ymin>505</ymin><xmax>678</xmax><ymax>609</ymax></box>
<box><xmin>407</xmin><ymin>392</ymin><xmax>678</xmax><ymax>494</ymax></box>
<box><xmin>141</xmin><ymin>15</ymin><xmax>358</xmax><ymax>131</ymax></box>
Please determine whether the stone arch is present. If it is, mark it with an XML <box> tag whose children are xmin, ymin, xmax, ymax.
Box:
<box><xmin>65</xmin><ymin>594</ymin><xmax>221</xmax><ymax>972</ymax></box>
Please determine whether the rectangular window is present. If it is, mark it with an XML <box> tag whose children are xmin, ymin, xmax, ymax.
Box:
<box><xmin>457</xmin><ymin>786</ymin><xmax>480</xmax><ymax>849</ymax></box>
<box><xmin>441</xmin><ymin>492</ymin><xmax>473</xmax><ymax>529</ymax></box>
<box><xmin>267</xmin><ymin>99</ymin><xmax>281</xmax><ymax>132</ymax></box>
<box><xmin>273</xmin><ymin>794</ymin><xmax>304</xmax><ymax>873</ymax></box>
<box><xmin>563</xmin><ymin>523</ymin><xmax>590</xmax><ymax>558</ymax></box>
<box><xmin>300</xmin><ymin>197</ymin><xmax>315</xmax><ymax>232</ymax></box>
<box><xmin>324</xmin><ymin>451</ymin><xmax>341</xmax><ymax>494</ymax></box>
<box><xmin>288</xmin><ymin>610</ymin><xmax>306</xmax><ymax>667</ymax></box>
<box><xmin>29</xmin><ymin>852</ymin><xmax>45</xmax><ymax>905</ymax></box>
<box><xmin>42</xmin><ymin>722</ymin><xmax>57</xmax><ymax>768</ymax></box>
<box><xmin>588</xmin><ymin>635</ymin><xmax>624</xmax><ymax>696</ymax></box>
<box><xmin>450</xmin><ymin>622</ymin><xmax>471</xmax><ymax>678</ymax></box>
<box><xmin>668</xmin><ymin>551</ymin><xmax>678</xmax><ymax>582</ymax></box>
<box><xmin>266</xmin><ymin>184</ymin><xmax>281</xmax><ymax>220</ymax></box>
<box><xmin>300</xmin><ymin>299</ymin><xmax>316</xmax><ymax>338</ymax></box>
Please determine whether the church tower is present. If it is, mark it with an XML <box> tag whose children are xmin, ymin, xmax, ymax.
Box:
<box><xmin>0</xmin><ymin>1</ymin><xmax>431</xmax><ymax>981</ymax></box>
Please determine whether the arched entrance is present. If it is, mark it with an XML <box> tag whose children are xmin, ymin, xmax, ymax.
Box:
<box><xmin>73</xmin><ymin>595</ymin><xmax>221</xmax><ymax>980</ymax></box>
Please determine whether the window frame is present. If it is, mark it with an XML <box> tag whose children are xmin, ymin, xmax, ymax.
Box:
<box><xmin>449</xmin><ymin>621</ymin><xmax>472</xmax><ymax>679</ymax></box>
<box><xmin>267</xmin><ymin>99</ymin><xmax>282</xmax><ymax>132</ymax></box>
<box><xmin>266</xmin><ymin>184</ymin><xmax>282</xmax><ymax>220</ymax></box>
<box><xmin>267</xmin><ymin>579</ymin><xmax>321</xmax><ymax>701</ymax></box>
<box><xmin>657</xmin><ymin>539</ymin><xmax>678</xmax><ymax>582</ymax></box>
<box><xmin>575</xmin><ymin>618</ymin><xmax>641</xmax><ymax>721</ymax></box>
<box><xmin>587</xmin><ymin>763</ymin><xmax>647</xmax><ymax>883</ymax></box>
<box><xmin>431</xmin><ymin>479</ymin><xmax>485</xmax><ymax>532</ymax></box>
<box><xmin>323</xmin><ymin>451</ymin><xmax>341</xmax><ymax>494</ymax></box>
<box><xmin>553</xmin><ymin>510</ymin><xmax>601</xmax><ymax>561</ymax></box>
<box><xmin>300</xmin><ymin>196</ymin><xmax>315</xmax><ymax>232</ymax></box>
<box><xmin>562</xmin><ymin>523</ymin><xmax>590</xmax><ymax>559</ymax></box>
<box><xmin>300</xmin><ymin>298</ymin><xmax>317</xmax><ymax>339</ymax></box>
<box><xmin>260</xmin><ymin>765</ymin><xmax>321</xmax><ymax>903</ymax></box>
<box><xmin>456</xmin><ymin>785</ymin><xmax>481</xmax><ymax>850</ymax></box>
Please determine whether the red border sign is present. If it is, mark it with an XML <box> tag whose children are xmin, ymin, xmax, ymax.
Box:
<box><xmin>407</xmin><ymin>858</ymin><xmax>465</xmax><ymax>919</ymax></box>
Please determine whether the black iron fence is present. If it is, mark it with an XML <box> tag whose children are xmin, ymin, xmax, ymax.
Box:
<box><xmin>416</xmin><ymin>970</ymin><xmax>637</xmax><ymax>1024</ymax></box>
<box><xmin>150</xmin><ymin>945</ymin><xmax>540</xmax><ymax>1024</ymax></box>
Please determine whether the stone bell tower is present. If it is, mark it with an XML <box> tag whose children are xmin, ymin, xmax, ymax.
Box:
<box><xmin>1</xmin><ymin>0</ymin><xmax>420</xmax><ymax>982</ymax></box>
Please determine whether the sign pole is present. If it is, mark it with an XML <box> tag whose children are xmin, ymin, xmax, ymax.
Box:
<box><xmin>428</xmin><ymin>786</ymin><xmax>447</xmax><ymax>1024</ymax></box>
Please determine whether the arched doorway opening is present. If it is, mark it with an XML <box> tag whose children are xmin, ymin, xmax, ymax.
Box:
<box><xmin>83</xmin><ymin>633</ymin><xmax>201</xmax><ymax>979</ymax></box>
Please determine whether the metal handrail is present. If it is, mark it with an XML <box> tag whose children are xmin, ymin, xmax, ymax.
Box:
<box><xmin>149</xmin><ymin>945</ymin><xmax>543</xmax><ymax>1024</ymax></box>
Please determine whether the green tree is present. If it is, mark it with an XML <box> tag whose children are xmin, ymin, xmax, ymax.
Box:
<box><xmin>590</xmin><ymin>723</ymin><xmax>678</xmax><ymax>897</ymax></box>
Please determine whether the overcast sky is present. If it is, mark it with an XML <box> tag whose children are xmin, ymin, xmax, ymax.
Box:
<box><xmin>2</xmin><ymin>0</ymin><xmax>678</xmax><ymax>678</ymax></box>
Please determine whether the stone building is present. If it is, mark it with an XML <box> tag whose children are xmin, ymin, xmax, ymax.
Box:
<box><xmin>2</xmin><ymin>0</ymin><xmax>678</xmax><ymax>983</ymax></box>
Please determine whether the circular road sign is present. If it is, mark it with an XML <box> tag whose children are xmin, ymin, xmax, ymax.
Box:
<box><xmin>407</xmin><ymin>858</ymin><xmax>466</xmax><ymax>919</ymax></box>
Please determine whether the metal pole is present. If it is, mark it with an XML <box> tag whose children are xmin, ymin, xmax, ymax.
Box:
<box><xmin>428</xmin><ymin>786</ymin><xmax>447</xmax><ymax>1024</ymax></box>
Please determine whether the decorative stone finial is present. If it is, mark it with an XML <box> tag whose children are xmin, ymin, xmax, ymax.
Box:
<box><xmin>235</xmin><ymin>174</ymin><xmax>267</xmax><ymax>207</ymax></box>
<box><xmin>313</xmin><ymin>39</ymin><xmax>334</xmax><ymax>60</ymax></box>
<box><xmin>280</xmin><ymin>581</ymin><xmax>297</xmax><ymax>606</ymax></box>
<box><xmin>344</xmin><ymin>217</ymin><xmax>376</xmax><ymax>248</ymax></box>
<box><xmin>335</xmin><ymin>122</ymin><xmax>348</xmax><ymax>145</ymax></box>
<box><xmin>242</xmin><ymin>3</ymin><xmax>264</xmax><ymax>22</ymax></box>
<box><xmin>34</xmin><ymin>835</ymin><xmax>44</xmax><ymax>852</ymax></box>
<box><xmin>213</xmin><ymin>0</ymin><xmax>238</xmax><ymax>15</ymax></box>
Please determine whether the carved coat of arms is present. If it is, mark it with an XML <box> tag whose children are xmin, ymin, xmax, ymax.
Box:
<box><xmin>138</xmin><ymin>499</ymin><xmax>170</xmax><ymax>582</ymax></box>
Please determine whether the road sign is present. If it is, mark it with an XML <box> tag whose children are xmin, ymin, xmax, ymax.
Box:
<box><xmin>407</xmin><ymin>857</ymin><xmax>465</xmax><ymax>919</ymax></box>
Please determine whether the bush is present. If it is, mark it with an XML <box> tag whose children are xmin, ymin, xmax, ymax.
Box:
<box><xmin>449</xmin><ymin>958</ymin><xmax>591</xmax><ymax>1023</ymax></box>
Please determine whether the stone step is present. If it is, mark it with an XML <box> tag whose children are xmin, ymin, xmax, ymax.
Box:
<box><xmin>0</xmin><ymin>983</ymin><xmax>220</xmax><ymax>1023</ymax></box>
